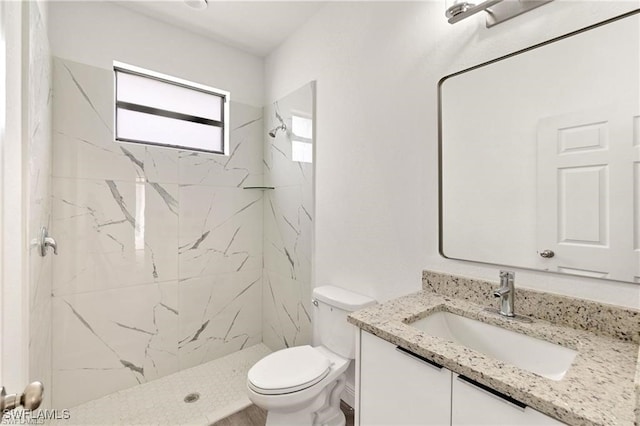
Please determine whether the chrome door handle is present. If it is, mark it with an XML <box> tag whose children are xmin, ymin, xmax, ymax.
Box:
<box><xmin>39</xmin><ymin>227</ymin><xmax>58</xmax><ymax>256</ymax></box>
<box><xmin>539</xmin><ymin>249</ymin><xmax>554</xmax><ymax>258</ymax></box>
<box><xmin>1</xmin><ymin>382</ymin><xmax>44</xmax><ymax>413</ymax></box>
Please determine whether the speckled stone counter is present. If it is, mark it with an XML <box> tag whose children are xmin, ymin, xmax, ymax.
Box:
<box><xmin>423</xmin><ymin>271</ymin><xmax>639</xmax><ymax>344</ymax></box>
<box><xmin>348</xmin><ymin>271</ymin><xmax>640</xmax><ymax>426</ymax></box>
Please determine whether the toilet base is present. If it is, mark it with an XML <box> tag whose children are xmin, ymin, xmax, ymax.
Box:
<box><xmin>313</xmin><ymin>374</ymin><xmax>347</xmax><ymax>426</ymax></box>
<box><xmin>266</xmin><ymin>410</ymin><xmax>315</xmax><ymax>426</ymax></box>
<box><xmin>263</xmin><ymin>374</ymin><xmax>347</xmax><ymax>426</ymax></box>
<box><xmin>314</xmin><ymin>409</ymin><xmax>345</xmax><ymax>426</ymax></box>
<box><xmin>265</xmin><ymin>404</ymin><xmax>345</xmax><ymax>426</ymax></box>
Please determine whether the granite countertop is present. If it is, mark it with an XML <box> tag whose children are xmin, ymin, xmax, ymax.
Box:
<box><xmin>348</xmin><ymin>289</ymin><xmax>639</xmax><ymax>426</ymax></box>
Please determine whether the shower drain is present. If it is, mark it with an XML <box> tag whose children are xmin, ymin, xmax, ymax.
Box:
<box><xmin>184</xmin><ymin>392</ymin><xmax>200</xmax><ymax>403</ymax></box>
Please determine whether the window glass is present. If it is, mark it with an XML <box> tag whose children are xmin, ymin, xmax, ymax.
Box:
<box><xmin>114</xmin><ymin>62</ymin><xmax>229</xmax><ymax>154</ymax></box>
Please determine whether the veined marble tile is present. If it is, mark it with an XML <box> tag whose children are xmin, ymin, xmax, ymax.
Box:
<box><xmin>262</xmin><ymin>268</ymin><xmax>312</xmax><ymax>351</ymax></box>
<box><xmin>52</xmin><ymin>58</ymin><xmax>146</xmax><ymax>182</ymax></box>
<box><xmin>263</xmin><ymin>136</ymin><xmax>313</xmax><ymax>189</ymax></box>
<box><xmin>28</xmin><ymin>39</ymin><xmax>52</xmax><ymax>231</ymax></box>
<box><xmin>50</xmin><ymin>56</ymin><xmax>269</xmax><ymax>406</ymax></box>
<box><xmin>52</xmin><ymin>281</ymin><xmax>179</xmax><ymax>408</ymax></box>
<box><xmin>264</xmin><ymin>185</ymin><xmax>313</xmax><ymax>283</ymax></box>
<box><xmin>27</xmin><ymin>0</ymin><xmax>53</xmax><ymax>409</ymax></box>
<box><xmin>52</xmin><ymin>177</ymin><xmax>179</xmax><ymax>296</ymax></box>
<box><xmin>178</xmin><ymin>270</ymin><xmax>262</xmax><ymax>370</ymax></box>
<box><xmin>29</xmin><ymin>239</ymin><xmax>53</xmax><ymax>410</ymax></box>
<box><xmin>178</xmin><ymin>102</ymin><xmax>263</xmax><ymax>187</ymax></box>
<box><xmin>263</xmin><ymin>89</ymin><xmax>314</xmax><ymax>189</ymax></box>
<box><xmin>53</xmin><ymin>58</ymin><xmax>184</xmax><ymax>185</ymax></box>
<box><xmin>178</xmin><ymin>186</ymin><xmax>263</xmax><ymax>279</ymax></box>
<box><xmin>29</xmin><ymin>239</ymin><xmax>53</xmax><ymax>397</ymax></box>
<box><xmin>261</xmin><ymin>83</ymin><xmax>315</xmax><ymax>353</ymax></box>
<box><xmin>143</xmin><ymin>145</ymin><xmax>179</xmax><ymax>184</ymax></box>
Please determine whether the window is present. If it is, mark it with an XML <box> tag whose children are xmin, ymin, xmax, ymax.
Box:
<box><xmin>114</xmin><ymin>62</ymin><xmax>230</xmax><ymax>155</ymax></box>
<box><xmin>291</xmin><ymin>113</ymin><xmax>313</xmax><ymax>163</ymax></box>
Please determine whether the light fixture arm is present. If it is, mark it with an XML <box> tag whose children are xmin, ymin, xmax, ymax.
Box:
<box><xmin>446</xmin><ymin>0</ymin><xmax>553</xmax><ymax>27</ymax></box>
<box><xmin>446</xmin><ymin>0</ymin><xmax>502</xmax><ymax>24</ymax></box>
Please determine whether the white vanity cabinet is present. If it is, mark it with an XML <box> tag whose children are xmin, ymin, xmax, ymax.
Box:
<box><xmin>451</xmin><ymin>374</ymin><xmax>564</xmax><ymax>425</ymax></box>
<box><xmin>359</xmin><ymin>331</ymin><xmax>452</xmax><ymax>425</ymax></box>
<box><xmin>358</xmin><ymin>331</ymin><xmax>565</xmax><ymax>426</ymax></box>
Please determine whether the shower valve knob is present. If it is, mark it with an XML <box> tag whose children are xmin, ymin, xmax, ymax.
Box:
<box><xmin>39</xmin><ymin>227</ymin><xmax>58</xmax><ymax>257</ymax></box>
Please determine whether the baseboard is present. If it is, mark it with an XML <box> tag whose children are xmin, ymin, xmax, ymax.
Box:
<box><xmin>341</xmin><ymin>382</ymin><xmax>355</xmax><ymax>408</ymax></box>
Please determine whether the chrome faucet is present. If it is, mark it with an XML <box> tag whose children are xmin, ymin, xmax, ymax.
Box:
<box><xmin>493</xmin><ymin>271</ymin><xmax>515</xmax><ymax>317</ymax></box>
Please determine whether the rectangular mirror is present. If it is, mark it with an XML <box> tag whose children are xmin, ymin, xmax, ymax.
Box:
<box><xmin>439</xmin><ymin>10</ymin><xmax>640</xmax><ymax>283</ymax></box>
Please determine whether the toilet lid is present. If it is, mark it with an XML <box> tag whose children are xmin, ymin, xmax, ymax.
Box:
<box><xmin>248</xmin><ymin>345</ymin><xmax>331</xmax><ymax>395</ymax></box>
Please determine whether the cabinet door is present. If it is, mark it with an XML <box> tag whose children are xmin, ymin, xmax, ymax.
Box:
<box><xmin>359</xmin><ymin>331</ymin><xmax>452</xmax><ymax>426</ymax></box>
<box><xmin>452</xmin><ymin>375</ymin><xmax>564</xmax><ymax>425</ymax></box>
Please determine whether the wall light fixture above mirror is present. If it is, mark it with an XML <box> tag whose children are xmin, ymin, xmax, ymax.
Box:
<box><xmin>445</xmin><ymin>0</ymin><xmax>553</xmax><ymax>27</ymax></box>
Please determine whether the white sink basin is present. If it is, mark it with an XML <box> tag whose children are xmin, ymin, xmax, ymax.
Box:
<box><xmin>409</xmin><ymin>311</ymin><xmax>577</xmax><ymax>381</ymax></box>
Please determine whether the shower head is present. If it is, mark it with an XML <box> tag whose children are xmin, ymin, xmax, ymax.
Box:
<box><xmin>268</xmin><ymin>124</ymin><xmax>287</xmax><ymax>138</ymax></box>
<box><xmin>268</xmin><ymin>110</ymin><xmax>288</xmax><ymax>138</ymax></box>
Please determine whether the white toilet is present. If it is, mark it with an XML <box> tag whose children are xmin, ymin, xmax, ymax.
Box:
<box><xmin>246</xmin><ymin>286</ymin><xmax>376</xmax><ymax>426</ymax></box>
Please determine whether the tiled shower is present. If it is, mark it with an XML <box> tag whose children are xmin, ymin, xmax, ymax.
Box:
<box><xmin>47</xmin><ymin>57</ymin><xmax>314</xmax><ymax>408</ymax></box>
<box><xmin>262</xmin><ymin>84</ymin><xmax>315</xmax><ymax>352</ymax></box>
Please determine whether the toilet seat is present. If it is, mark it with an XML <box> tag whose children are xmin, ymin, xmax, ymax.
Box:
<box><xmin>248</xmin><ymin>346</ymin><xmax>331</xmax><ymax>395</ymax></box>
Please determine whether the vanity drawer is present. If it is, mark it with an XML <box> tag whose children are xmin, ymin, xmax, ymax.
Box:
<box><xmin>452</xmin><ymin>375</ymin><xmax>564</xmax><ymax>425</ymax></box>
<box><xmin>359</xmin><ymin>331</ymin><xmax>452</xmax><ymax>426</ymax></box>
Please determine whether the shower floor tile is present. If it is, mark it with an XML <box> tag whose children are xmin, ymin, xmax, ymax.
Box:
<box><xmin>50</xmin><ymin>344</ymin><xmax>272</xmax><ymax>426</ymax></box>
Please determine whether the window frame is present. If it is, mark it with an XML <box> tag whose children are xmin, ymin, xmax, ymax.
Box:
<box><xmin>113</xmin><ymin>61</ymin><xmax>230</xmax><ymax>155</ymax></box>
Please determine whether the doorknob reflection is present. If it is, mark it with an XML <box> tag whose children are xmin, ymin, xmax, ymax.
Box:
<box><xmin>539</xmin><ymin>250</ymin><xmax>555</xmax><ymax>258</ymax></box>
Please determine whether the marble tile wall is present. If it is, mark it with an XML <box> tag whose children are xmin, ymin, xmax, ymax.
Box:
<box><xmin>262</xmin><ymin>83</ymin><xmax>315</xmax><ymax>351</ymax></box>
<box><xmin>27</xmin><ymin>0</ymin><xmax>53</xmax><ymax>410</ymax></box>
<box><xmin>51</xmin><ymin>58</ymin><xmax>264</xmax><ymax>408</ymax></box>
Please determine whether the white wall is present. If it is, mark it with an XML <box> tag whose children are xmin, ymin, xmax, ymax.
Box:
<box><xmin>48</xmin><ymin>1</ymin><xmax>264</xmax><ymax>107</ymax></box>
<box><xmin>265</xmin><ymin>1</ymin><xmax>640</xmax><ymax>308</ymax></box>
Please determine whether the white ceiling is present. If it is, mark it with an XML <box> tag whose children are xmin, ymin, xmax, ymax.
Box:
<box><xmin>114</xmin><ymin>1</ymin><xmax>326</xmax><ymax>57</ymax></box>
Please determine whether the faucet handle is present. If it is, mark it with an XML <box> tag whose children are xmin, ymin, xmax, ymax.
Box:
<box><xmin>495</xmin><ymin>271</ymin><xmax>516</xmax><ymax>317</ymax></box>
<box><xmin>499</xmin><ymin>270</ymin><xmax>515</xmax><ymax>282</ymax></box>
<box><xmin>499</xmin><ymin>270</ymin><xmax>513</xmax><ymax>279</ymax></box>
<box><xmin>495</xmin><ymin>271</ymin><xmax>515</xmax><ymax>296</ymax></box>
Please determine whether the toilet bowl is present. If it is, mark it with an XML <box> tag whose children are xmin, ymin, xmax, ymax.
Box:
<box><xmin>247</xmin><ymin>346</ymin><xmax>349</xmax><ymax>425</ymax></box>
<box><xmin>246</xmin><ymin>286</ymin><xmax>376</xmax><ymax>426</ymax></box>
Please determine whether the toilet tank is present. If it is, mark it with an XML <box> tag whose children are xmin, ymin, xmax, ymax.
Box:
<box><xmin>312</xmin><ymin>286</ymin><xmax>376</xmax><ymax>359</ymax></box>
